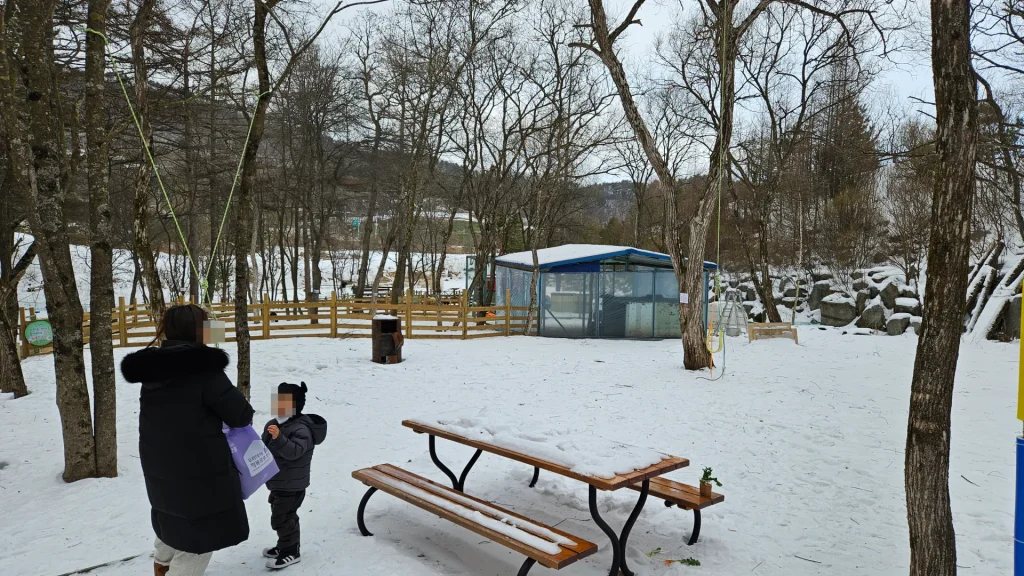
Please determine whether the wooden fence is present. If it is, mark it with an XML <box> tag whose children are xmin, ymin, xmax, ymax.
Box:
<box><xmin>18</xmin><ymin>289</ymin><xmax>535</xmax><ymax>360</ymax></box>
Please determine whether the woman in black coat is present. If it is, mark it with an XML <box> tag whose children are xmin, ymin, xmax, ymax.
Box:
<box><xmin>121</xmin><ymin>304</ymin><xmax>255</xmax><ymax>576</ymax></box>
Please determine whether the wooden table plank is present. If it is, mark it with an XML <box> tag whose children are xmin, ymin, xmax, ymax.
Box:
<box><xmin>403</xmin><ymin>420</ymin><xmax>688</xmax><ymax>491</ymax></box>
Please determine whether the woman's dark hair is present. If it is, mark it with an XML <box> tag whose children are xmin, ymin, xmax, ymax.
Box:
<box><xmin>155</xmin><ymin>304</ymin><xmax>208</xmax><ymax>344</ymax></box>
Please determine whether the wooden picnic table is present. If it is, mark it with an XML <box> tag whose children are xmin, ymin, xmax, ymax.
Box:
<box><xmin>403</xmin><ymin>419</ymin><xmax>689</xmax><ymax>576</ymax></box>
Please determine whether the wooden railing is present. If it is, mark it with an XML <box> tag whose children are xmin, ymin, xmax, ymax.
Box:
<box><xmin>17</xmin><ymin>289</ymin><xmax>535</xmax><ymax>360</ymax></box>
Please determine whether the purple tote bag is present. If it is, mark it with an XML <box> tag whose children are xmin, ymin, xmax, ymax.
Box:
<box><xmin>223</xmin><ymin>425</ymin><xmax>279</xmax><ymax>499</ymax></box>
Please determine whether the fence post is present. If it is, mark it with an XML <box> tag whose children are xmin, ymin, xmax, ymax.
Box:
<box><xmin>118</xmin><ymin>297</ymin><xmax>128</xmax><ymax>347</ymax></box>
<box><xmin>462</xmin><ymin>291</ymin><xmax>469</xmax><ymax>340</ymax></box>
<box><xmin>263</xmin><ymin>293</ymin><xmax>271</xmax><ymax>340</ymax></box>
<box><xmin>505</xmin><ymin>289</ymin><xmax>512</xmax><ymax>336</ymax></box>
<box><xmin>19</xmin><ymin>307</ymin><xmax>27</xmax><ymax>359</ymax></box>
<box><xmin>131</xmin><ymin>298</ymin><xmax>138</xmax><ymax>324</ymax></box>
<box><xmin>330</xmin><ymin>291</ymin><xmax>338</xmax><ymax>338</ymax></box>
<box><xmin>405</xmin><ymin>289</ymin><xmax>413</xmax><ymax>339</ymax></box>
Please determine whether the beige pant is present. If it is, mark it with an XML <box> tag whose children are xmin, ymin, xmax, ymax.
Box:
<box><xmin>154</xmin><ymin>538</ymin><xmax>213</xmax><ymax>576</ymax></box>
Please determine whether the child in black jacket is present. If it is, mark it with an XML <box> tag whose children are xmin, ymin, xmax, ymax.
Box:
<box><xmin>261</xmin><ymin>382</ymin><xmax>328</xmax><ymax>570</ymax></box>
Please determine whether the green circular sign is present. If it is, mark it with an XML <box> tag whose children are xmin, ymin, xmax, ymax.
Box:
<box><xmin>24</xmin><ymin>320</ymin><xmax>53</xmax><ymax>347</ymax></box>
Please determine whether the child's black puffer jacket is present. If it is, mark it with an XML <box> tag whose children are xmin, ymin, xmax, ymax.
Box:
<box><xmin>262</xmin><ymin>414</ymin><xmax>328</xmax><ymax>491</ymax></box>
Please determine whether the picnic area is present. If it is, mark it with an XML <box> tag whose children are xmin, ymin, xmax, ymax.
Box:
<box><xmin>3</xmin><ymin>330</ymin><xmax>1016</xmax><ymax>575</ymax></box>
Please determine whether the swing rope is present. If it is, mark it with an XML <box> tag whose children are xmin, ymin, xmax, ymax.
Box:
<box><xmin>701</xmin><ymin>2</ymin><xmax>729</xmax><ymax>380</ymax></box>
<box><xmin>85</xmin><ymin>28</ymin><xmax>263</xmax><ymax>317</ymax></box>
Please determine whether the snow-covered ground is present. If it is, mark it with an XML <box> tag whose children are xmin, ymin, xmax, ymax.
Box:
<box><xmin>2</xmin><ymin>329</ymin><xmax>1016</xmax><ymax>576</ymax></box>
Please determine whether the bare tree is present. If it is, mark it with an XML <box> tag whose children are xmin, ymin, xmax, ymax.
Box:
<box><xmin>904</xmin><ymin>1</ymin><xmax>978</xmax><ymax>574</ymax></box>
<box><xmin>0</xmin><ymin>0</ymin><xmax>97</xmax><ymax>481</ymax></box>
<box><xmin>86</xmin><ymin>0</ymin><xmax>117</xmax><ymax>477</ymax></box>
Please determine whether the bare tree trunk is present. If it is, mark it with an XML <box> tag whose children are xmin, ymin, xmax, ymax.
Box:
<box><xmin>234</xmin><ymin>0</ymin><xmax>283</xmax><ymax>399</ymax></box>
<box><xmin>0</xmin><ymin>0</ymin><xmax>96</xmax><ymax>481</ymax></box>
<box><xmin>0</xmin><ymin>240</ymin><xmax>34</xmax><ymax>398</ymax></box>
<box><xmin>86</xmin><ymin>0</ymin><xmax>117</xmax><ymax>477</ymax></box>
<box><xmin>583</xmin><ymin>0</ymin><xmax>716</xmax><ymax>369</ymax></box>
<box><xmin>905</xmin><ymin>1</ymin><xmax>977</xmax><ymax>574</ymax></box>
<box><xmin>130</xmin><ymin>0</ymin><xmax>166</xmax><ymax>324</ymax></box>
<box><xmin>356</xmin><ymin>181</ymin><xmax>378</xmax><ymax>297</ymax></box>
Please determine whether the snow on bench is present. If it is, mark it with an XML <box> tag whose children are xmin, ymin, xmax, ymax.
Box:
<box><xmin>352</xmin><ymin>464</ymin><xmax>597</xmax><ymax>574</ymax></box>
<box><xmin>407</xmin><ymin>413</ymin><xmax>668</xmax><ymax>481</ymax></box>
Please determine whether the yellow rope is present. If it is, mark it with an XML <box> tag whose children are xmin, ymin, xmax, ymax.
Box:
<box><xmin>85</xmin><ymin>28</ymin><xmax>264</xmax><ymax>318</ymax></box>
<box><xmin>705</xmin><ymin>4</ymin><xmax>728</xmax><ymax>359</ymax></box>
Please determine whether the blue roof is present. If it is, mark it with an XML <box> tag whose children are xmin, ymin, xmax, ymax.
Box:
<box><xmin>494</xmin><ymin>244</ymin><xmax>718</xmax><ymax>272</ymax></box>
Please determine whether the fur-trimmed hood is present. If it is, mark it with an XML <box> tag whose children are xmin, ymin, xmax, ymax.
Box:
<box><xmin>121</xmin><ymin>341</ymin><xmax>230</xmax><ymax>384</ymax></box>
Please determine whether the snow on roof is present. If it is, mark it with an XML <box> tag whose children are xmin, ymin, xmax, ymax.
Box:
<box><xmin>495</xmin><ymin>244</ymin><xmax>717</xmax><ymax>270</ymax></box>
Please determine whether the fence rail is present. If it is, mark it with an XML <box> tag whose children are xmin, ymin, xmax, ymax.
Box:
<box><xmin>18</xmin><ymin>289</ymin><xmax>535</xmax><ymax>360</ymax></box>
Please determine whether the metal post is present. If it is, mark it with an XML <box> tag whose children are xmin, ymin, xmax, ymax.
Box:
<box><xmin>1016</xmin><ymin>293</ymin><xmax>1024</xmax><ymax>575</ymax></box>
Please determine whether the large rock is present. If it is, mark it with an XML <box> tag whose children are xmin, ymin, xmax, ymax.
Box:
<box><xmin>855</xmin><ymin>291</ymin><xmax>869</xmax><ymax>314</ymax></box>
<box><xmin>887</xmin><ymin>313</ymin><xmax>911</xmax><ymax>336</ymax></box>
<box><xmin>809</xmin><ymin>282</ymin><xmax>835</xmax><ymax>311</ymax></box>
<box><xmin>738</xmin><ymin>284</ymin><xmax>756</xmax><ymax>301</ymax></box>
<box><xmin>812</xmin><ymin>271</ymin><xmax>834</xmax><ymax>283</ymax></box>
<box><xmin>911</xmin><ymin>316</ymin><xmax>923</xmax><ymax>335</ymax></box>
<box><xmin>1002</xmin><ymin>295</ymin><xmax>1021</xmax><ymax>339</ymax></box>
<box><xmin>820</xmin><ymin>295</ymin><xmax>857</xmax><ymax>327</ymax></box>
<box><xmin>853</xmin><ymin>280</ymin><xmax>869</xmax><ymax>292</ymax></box>
<box><xmin>851</xmin><ymin>271</ymin><xmax>864</xmax><ymax>280</ymax></box>
<box><xmin>868</xmin><ymin>285</ymin><xmax>880</xmax><ymax>299</ymax></box>
<box><xmin>784</xmin><ymin>286</ymin><xmax>806</xmax><ymax>299</ymax></box>
<box><xmin>894</xmin><ymin>297</ymin><xmax>922</xmax><ymax>316</ymax></box>
<box><xmin>899</xmin><ymin>286</ymin><xmax>918</xmax><ymax>299</ymax></box>
<box><xmin>879</xmin><ymin>281</ymin><xmax>899</xmax><ymax>309</ymax></box>
<box><xmin>857</xmin><ymin>302</ymin><xmax>887</xmax><ymax>330</ymax></box>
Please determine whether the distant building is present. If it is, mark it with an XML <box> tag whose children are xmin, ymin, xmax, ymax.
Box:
<box><xmin>494</xmin><ymin>244</ymin><xmax>717</xmax><ymax>339</ymax></box>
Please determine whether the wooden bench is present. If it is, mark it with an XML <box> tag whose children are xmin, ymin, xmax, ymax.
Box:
<box><xmin>353</xmin><ymin>464</ymin><xmax>597</xmax><ymax>575</ymax></box>
<box><xmin>628</xmin><ymin>477</ymin><xmax>724</xmax><ymax>545</ymax></box>
<box><xmin>748</xmin><ymin>322</ymin><xmax>799</xmax><ymax>344</ymax></box>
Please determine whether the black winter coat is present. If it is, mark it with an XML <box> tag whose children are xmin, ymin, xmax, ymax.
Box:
<box><xmin>262</xmin><ymin>414</ymin><xmax>327</xmax><ymax>492</ymax></box>
<box><xmin>121</xmin><ymin>341</ymin><xmax>256</xmax><ymax>554</ymax></box>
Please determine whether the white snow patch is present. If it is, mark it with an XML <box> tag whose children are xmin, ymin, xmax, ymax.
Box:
<box><xmin>895</xmin><ymin>298</ymin><xmax>919</xmax><ymax>308</ymax></box>
<box><xmin>410</xmin><ymin>412</ymin><xmax>667</xmax><ymax>480</ymax></box>
<box><xmin>822</xmin><ymin>293</ymin><xmax>854</xmax><ymax>305</ymax></box>
<box><xmin>363</xmin><ymin>470</ymin><xmax>566</xmax><ymax>554</ymax></box>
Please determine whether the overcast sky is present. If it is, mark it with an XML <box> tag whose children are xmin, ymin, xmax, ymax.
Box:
<box><xmin>316</xmin><ymin>0</ymin><xmax>938</xmax><ymax>177</ymax></box>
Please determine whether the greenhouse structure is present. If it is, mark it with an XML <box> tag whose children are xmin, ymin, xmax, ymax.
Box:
<box><xmin>493</xmin><ymin>244</ymin><xmax>717</xmax><ymax>339</ymax></box>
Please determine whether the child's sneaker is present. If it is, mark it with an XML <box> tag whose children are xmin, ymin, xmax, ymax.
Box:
<box><xmin>262</xmin><ymin>547</ymin><xmax>279</xmax><ymax>559</ymax></box>
<box><xmin>266</xmin><ymin>548</ymin><xmax>300</xmax><ymax>570</ymax></box>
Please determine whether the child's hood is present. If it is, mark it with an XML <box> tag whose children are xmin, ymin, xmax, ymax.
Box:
<box><xmin>298</xmin><ymin>413</ymin><xmax>328</xmax><ymax>446</ymax></box>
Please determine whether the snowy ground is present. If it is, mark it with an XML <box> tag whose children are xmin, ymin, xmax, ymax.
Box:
<box><xmin>1</xmin><ymin>329</ymin><xmax>1016</xmax><ymax>576</ymax></box>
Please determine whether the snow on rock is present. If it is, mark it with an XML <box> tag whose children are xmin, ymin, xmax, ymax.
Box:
<box><xmin>409</xmin><ymin>411</ymin><xmax>667</xmax><ymax>480</ymax></box>
<box><xmin>822</xmin><ymin>293</ymin><xmax>854</xmax><ymax>305</ymax></box>
<box><xmin>894</xmin><ymin>298</ymin><xmax>918</xmax><ymax>308</ymax></box>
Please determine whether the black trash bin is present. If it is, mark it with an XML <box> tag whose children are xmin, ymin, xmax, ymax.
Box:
<box><xmin>371</xmin><ymin>315</ymin><xmax>403</xmax><ymax>364</ymax></box>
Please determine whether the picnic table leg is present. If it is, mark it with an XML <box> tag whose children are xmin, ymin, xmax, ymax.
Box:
<box><xmin>663</xmin><ymin>503</ymin><xmax>702</xmax><ymax>545</ymax></box>
<box><xmin>588</xmin><ymin>485</ymin><xmax>621</xmax><ymax>576</ymax></box>
<box><xmin>618</xmin><ymin>479</ymin><xmax>649</xmax><ymax>576</ymax></box>
<box><xmin>528</xmin><ymin>467</ymin><xmax>540</xmax><ymax>488</ymax></box>
<box><xmin>357</xmin><ymin>487</ymin><xmax>378</xmax><ymax>536</ymax></box>
<box><xmin>428</xmin><ymin>435</ymin><xmax>481</xmax><ymax>493</ymax></box>
<box><xmin>687</xmin><ymin>509</ymin><xmax>701</xmax><ymax>545</ymax></box>
<box><xmin>517</xmin><ymin>558</ymin><xmax>537</xmax><ymax>576</ymax></box>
